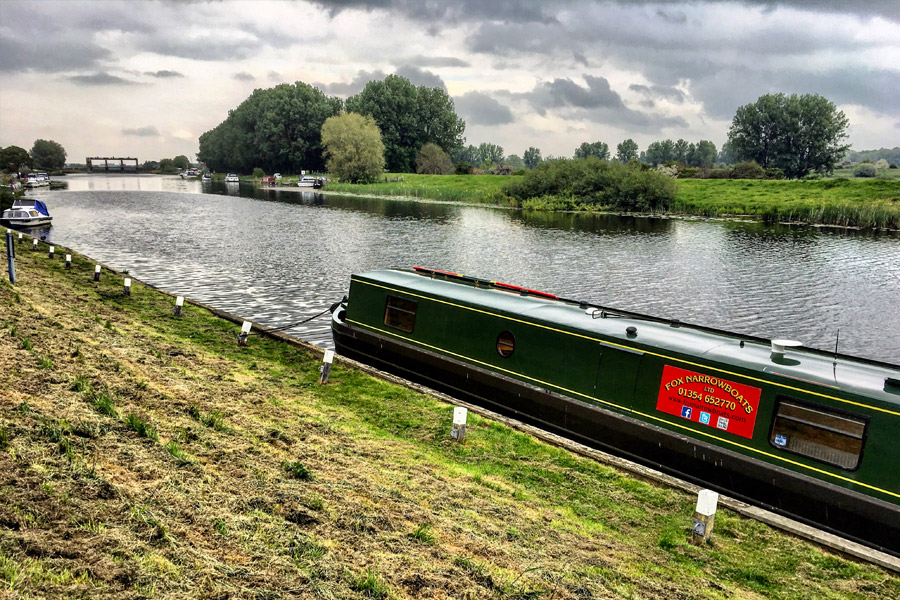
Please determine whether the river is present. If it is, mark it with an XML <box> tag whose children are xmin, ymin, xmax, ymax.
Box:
<box><xmin>22</xmin><ymin>174</ymin><xmax>900</xmax><ymax>363</ymax></box>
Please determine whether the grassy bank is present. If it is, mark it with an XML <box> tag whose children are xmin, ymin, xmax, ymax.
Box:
<box><xmin>323</xmin><ymin>174</ymin><xmax>513</xmax><ymax>204</ymax></box>
<box><xmin>672</xmin><ymin>178</ymin><xmax>900</xmax><ymax>228</ymax></box>
<box><xmin>317</xmin><ymin>174</ymin><xmax>900</xmax><ymax>228</ymax></box>
<box><xmin>2</xmin><ymin>238</ymin><xmax>898</xmax><ymax>599</ymax></box>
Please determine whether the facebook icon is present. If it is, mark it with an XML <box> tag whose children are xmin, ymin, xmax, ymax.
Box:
<box><xmin>680</xmin><ymin>406</ymin><xmax>692</xmax><ymax>419</ymax></box>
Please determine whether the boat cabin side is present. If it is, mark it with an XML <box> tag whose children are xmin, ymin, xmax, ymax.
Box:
<box><xmin>342</xmin><ymin>270</ymin><xmax>900</xmax><ymax>507</ymax></box>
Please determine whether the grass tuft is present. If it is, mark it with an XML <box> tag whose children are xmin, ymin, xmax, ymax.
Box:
<box><xmin>409</xmin><ymin>522</ymin><xmax>435</xmax><ymax>545</ymax></box>
<box><xmin>164</xmin><ymin>440</ymin><xmax>191</xmax><ymax>465</ymax></box>
<box><xmin>125</xmin><ymin>413</ymin><xmax>158</xmax><ymax>441</ymax></box>
<box><xmin>349</xmin><ymin>567</ymin><xmax>389</xmax><ymax>599</ymax></box>
<box><xmin>283</xmin><ymin>461</ymin><xmax>313</xmax><ymax>481</ymax></box>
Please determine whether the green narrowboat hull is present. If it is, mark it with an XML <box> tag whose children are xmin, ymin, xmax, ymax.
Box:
<box><xmin>332</xmin><ymin>268</ymin><xmax>900</xmax><ymax>556</ymax></box>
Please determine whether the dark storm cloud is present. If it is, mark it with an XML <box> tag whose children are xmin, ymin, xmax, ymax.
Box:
<box><xmin>0</xmin><ymin>35</ymin><xmax>112</xmax><ymax>73</ymax></box>
<box><xmin>629</xmin><ymin>84</ymin><xmax>687</xmax><ymax>104</ymax></box>
<box><xmin>146</xmin><ymin>70</ymin><xmax>184</xmax><ymax>78</ymax></box>
<box><xmin>67</xmin><ymin>72</ymin><xmax>142</xmax><ymax>86</ymax></box>
<box><xmin>526</xmin><ymin>75</ymin><xmax>626</xmax><ymax>114</ymax></box>
<box><xmin>140</xmin><ymin>36</ymin><xmax>264</xmax><ymax>61</ymax></box>
<box><xmin>407</xmin><ymin>55</ymin><xmax>470</xmax><ymax>68</ymax></box>
<box><xmin>233</xmin><ymin>72</ymin><xmax>256</xmax><ymax>81</ymax></box>
<box><xmin>317</xmin><ymin>69</ymin><xmax>388</xmax><ymax>96</ymax></box>
<box><xmin>454</xmin><ymin>92</ymin><xmax>515</xmax><ymax>126</ymax></box>
<box><xmin>506</xmin><ymin>75</ymin><xmax>688</xmax><ymax>131</ymax></box>
<box><xmin>310</xmin><ymin>0</ymin><xmax>558</xmax><ymax>24</ymax></box>
<box><xmin>122</xmin><ymin>126</ymin><xmax>161</xmax><ymax>137</ymax></box>
<box><xmin>394</xmin><ymin>66</ymin><xmax>446</xmax><ymax>90</ymax></box>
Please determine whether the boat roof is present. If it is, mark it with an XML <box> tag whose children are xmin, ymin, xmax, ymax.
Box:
<box><xmin>353</xmin><ymin>268</ymin><xmax>900</xmax><ymax>410</ymax></box>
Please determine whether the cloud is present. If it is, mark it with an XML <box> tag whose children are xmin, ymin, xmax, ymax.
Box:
<box><xmin>406</xmin><ymin>55</ymin><xmax>470</xmax><ymax>68</ymax></box>
<box><xmin>454</xmin><ymin>92</ymin><xmax>515</xmax><ymax>126</ymax></box>
<box><xmin>0</xmin><ymin>35</ymin><xmax>112</xmax><ymax>73</ymax></box>
<box><xmin>394</xmin><ymin>65</ymin><xmax>446</xmax><ymax>90</ymax></box>
<box><xmin>232</xmin><ymin>71</ymin><xmax>255</xmax><ymax>81</ymax></box>
<box><xmin>309</xmin><ymin>0</ymin><xmax>559</xmax><ymax>24</ymax></box>
<box><xmin>318</xmin><ymin>69</ymin><xmax>388</xmax><ymax>96</ymax></box>
<box><xmin>629</xmin><ymin>84</ymin><xmax>687</xmax><ymax>104</ymax></box>
<box><xmin>67</xmin><ymin>72</ymin><xmax>142</xmax><ymax>86</ymax></box>
<box><xmin>507</xmin><ymin>75</ymin><xmax>688</xmax><ymax>131</ymax></box>
<box><xmin>268</xmin><ymin>71</ymin><xmax>283</xmax><ymax>82</ymax></box>
<box><xmin>122</xmin><ymin>126</ymin><xmax>161</xmax><ymax>137</ymax></box>
<box><xmin>146</xmin><ymin>70</ymin><xmax>184</xmax><ymax>78</ymax></box>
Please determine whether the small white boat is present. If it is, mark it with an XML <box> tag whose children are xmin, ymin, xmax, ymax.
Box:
<box><xmin>224</xmin><ymin>173</ymin><xmax>240</xmax><ymax>183</ymax></box>
<box><xmin>25</xmin><ymin>173</ymin><xmax>50</xmax><ymax>188</ymax></box>
<box><xmin>1</xmin><ymin>198</ymin><xmax>52</xmax><ymax>228</ymax></box>
<box><xmin>202</xmin><ymin>171</ymin><xmax>211</xmax><ymax>181</ymax></box>
<box><xmin>297</xmin><ymin>176</ymin><xmax>321</xmax><ymax>188</ymax></box>
<box><xmin>180</xmin><ymin>168</ymin><xmax>200</xmax><ymax>179</ymax></box>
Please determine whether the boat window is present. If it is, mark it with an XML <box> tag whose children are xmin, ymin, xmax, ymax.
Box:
<box><xmin>383</xmin><ymin>295</ymin><xmax>417</xmax><ymax>333</ymax></box>
<box><xmin>769</xmin><ymin>397</ymin><xmax>867</xmax><ymax>470</ymax></box>
<box><xmin>496</xmin><ymin>331</ymin><xmax>515</xmax><ymax>357</ymax></box>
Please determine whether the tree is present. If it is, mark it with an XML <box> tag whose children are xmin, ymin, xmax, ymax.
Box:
<box><xmin>726</xmin><ymin>93</ymin><xmax>850</xmax><ymax>178</ymax></box>
<box><xmin>672</xmin><ymin>139</ymin><xmax>690</xmax><ymax>164</ymax></box>
<box><xmin>173</xmin><ymin>155</ymin><xmax>190</xmax><ymax>170</ymax></box>
<box><xmin>141</xmin><ymin>160</ymin><xmax>160</xmax><ymax>171</ymax></box>
<box><xmin>504</xmin><ymin>154</ymin><xmax>525</xmax><ymax>171</ymax></box>
<box><xmin>320</xmin><ymin>112</ymin><xmax>385</xmax><ymax>183</ymax></box>
<box><xmin>615</xmin><ymin>139</ymin><xmax>638</xmax><ymax>163</ymax></box>
<box><xmin>346</xmin><ymin>75</ymin><xmax>465</xmax><ymax>173</ymax></box>
<box><xmin>416</xmin><ymin>142</ymin><xmax>453</xmax><ymax>174</ymax></box>
<box><xmin>687</xmin><ymin>140</ymin><xmax>717</xmax><ymax>168</ymax></box>
<box><xmin>476</xmin><ymin>142</ymin><xmax>504</xmax><ymax>167</ymax></box>
<box><xmin>642</xmin><ymin>140</ymin><xmax>675</xmax><ymax>166</ymax></box>
<box><xmin>198</xmin><ymin>82</ymin><xmax>343</xmax><ymax>174</ymax></box>
<box><xmin>523</xmin><ymin>147</ymin><xmax>543</xmax><ymax>169</ymax></box>
<box><xmin>452</xmin><ymin>145</ymin><xmax>480</xmax><ymax>165</ymax></box>
<box><xmin>30</xmin><ymin>139</ymin><xmax>66</xmax><ymax>170</ymax></box>
<box><xmin>1</xmin><ymin>145</ymin><xmax>33</xmax><ymax>173</ymax></box>
<box><xmin>158</xmin><ymin>158</ymin><xmax>177</xmax><ymax>173</ymax></box>
<box><xmin>573</xmin><ymin>141</ymin><xmax>609</xmax><ymax>160</ymax></box>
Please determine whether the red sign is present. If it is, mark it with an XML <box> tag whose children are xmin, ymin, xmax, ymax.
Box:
<box><xmin>656</xmin><ymin>365</ymin><xmax>761</xmax><ymax>439</ymax></box>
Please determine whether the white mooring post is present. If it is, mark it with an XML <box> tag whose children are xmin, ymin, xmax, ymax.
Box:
<box><xmin>691</xmin><ymin>489</ymin><xmax>719</xmax><ymax>545</ymax></box>
<box><xmin>65</xmin><ymin>254</ymin><xmax>72</xmax><ymax>269</ymax></box>
<box><xmin>319</xmin><ymin>349</ymin><xmax>334</xmax><ymax>384</ymax></box>
<box><xmin>451</xmin><ymin>406</ymin><xmax>468</xmax><ymax>443</ymax></box>
<box><xmin>238</xmin><ymin>321</ymin><xmax>252</xmax><ymax>346</ymax></box>
<box><xmin>174</xmin><ymin>296</ymin><xmax>184</xmax><ymax>316</ymax></box>
<box><xmin>18</xmin><ymin>232</ymin><xmax>22</xmax><ymax>244</ymax></box>
<box><xmin>32</xmin><ymin>238</ymin><xmax>38</xmax><ymax>251</ymax></box>
<box><xmin>48</xmin><ymin>245</ymin><xmax>54</xmax><ymax>259</ymax></box>
<box><xmin>123</xmin><ymin>277</ymin><xmax>132</xmax><ymax>296</ymax></box>
<box><xmin>93</xmin><ymin>264</ymin><xmax>101</xmax><ymax>281</ymax></box>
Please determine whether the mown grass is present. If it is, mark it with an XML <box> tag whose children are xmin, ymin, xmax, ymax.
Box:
<box><xmin>1</xmin><ymin>234</ymin><xmax>898</xmax><ymax>598</ymax></box>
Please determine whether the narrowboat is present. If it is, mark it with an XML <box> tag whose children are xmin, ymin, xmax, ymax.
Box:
<box><xmin>331</xmin><ymin>267</ymin><xmax>900</xmax><ymax>556</ymax></box>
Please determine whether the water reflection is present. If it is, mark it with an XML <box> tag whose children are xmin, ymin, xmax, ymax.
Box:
<box><xmin>33</xmin><ymin>175</ymin><xmax>900</xmax><ymax>362</ymax></box>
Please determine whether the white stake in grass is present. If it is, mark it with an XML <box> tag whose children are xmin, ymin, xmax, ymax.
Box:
<box><xmin>123</xmin><ymin>277</ymin><xmax>132</xmax><ymax>296</ymax></box>
<box><xmin>319</xmin><ymin>349</ymin><xmax>334</xmax><ymax>384</ymax></box>
<box><xmin>451</xmin><ymin>406</ymin><xmax>468</xmax><ymax>443</ymax></box>
<box><xmin>238</xmin><ymin>321</ymin><xmax>252</xmax><ymax>346</ymax></box>
<box><xmin>93</xmin><ymin>264</ymin><xmax>101</xmax><ymax>281</ymax></box>
<box><xmin>32</xmin><ymin>238</ymin><xmax>38</xmax><ymax>251</ymax></box>
<box><xmin>174</xmin><ymin>295</ymin><xmax>184</xmax><ymax>317</ymax></box>
<box><xmin>691</xmin><ymin>489</ymin><xmax>719</xmax><ymax>545</ymax></box>
<box><xmin>65</xmin><ymin>254</ymin><xmax>72</xmax><ymax>269</ymax></box>
<box><xmin>48</xmin><ymin>246</ymin><xmax>54</xmax><ymax>259</ymax></box>
<box><xmin>18</xmin><ymin>232</ymin><xmax>22</xmax><ymax>244</ymax></box>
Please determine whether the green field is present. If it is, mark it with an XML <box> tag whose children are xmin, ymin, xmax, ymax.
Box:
<box><xmin>318</xmin><ymin>174</ymin><xmax>900</xmax><ymax>229</ymax></box>
<box><xmin>3</xmin><ymin>236</ymin><xmax>898</xmax><ymax>598</ymax></box>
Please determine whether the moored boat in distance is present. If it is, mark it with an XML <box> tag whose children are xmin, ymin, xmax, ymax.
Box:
<box><xmin>332</xmin><ymin>267</ymin><xmax>900</xmax><ymax>556</ymax></box>
<box><xmin>224</xmin><ymin>173</ymin><xmax>240</xmax><ymax>183</ymax></box>
<box><xmin>297</xmin><ymin>176</ymin><xmax>323</xmax><ymax>188</ymax></box>
<box><xmin>24</xmin><ymin>173</ymin><xmax>50</xmax><ymax>188</ymax></box>
<box><xmin>1</xmin><ymin>198</ymin><xmax>53</xmax><ymax>228</ymax></box>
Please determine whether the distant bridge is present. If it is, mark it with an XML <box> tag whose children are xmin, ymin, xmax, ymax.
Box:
<box><xmin>86</xmin><ymin>157</ymin><xmax>139</xmax><ymax>172</ymax></box>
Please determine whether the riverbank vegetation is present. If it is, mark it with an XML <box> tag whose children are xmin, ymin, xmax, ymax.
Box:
<box><xmin>3</xmin><ymin>238</ymin><xmax>897</xmax><ymax>598</ymax></box>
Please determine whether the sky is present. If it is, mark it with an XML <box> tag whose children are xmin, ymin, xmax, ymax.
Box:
<box><xmin>1</xmin><ymin>0</ymin><xmax>898</xmax><ymax>166</ymax></box>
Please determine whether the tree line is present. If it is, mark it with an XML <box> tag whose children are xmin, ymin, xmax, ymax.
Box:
<box><xmin>1</xmin><ymin>139</ymin><xmax>67</xmax><ymax>173</ymax></box>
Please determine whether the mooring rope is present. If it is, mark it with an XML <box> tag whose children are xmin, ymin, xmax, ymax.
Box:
<box><xmin>246</xmin><ymin>297</ymin><xmax>345</xmax><ymax>336</ymax></box>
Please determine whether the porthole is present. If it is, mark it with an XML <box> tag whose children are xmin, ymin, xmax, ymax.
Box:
<box><xmin>496</xmin><ymin>331</ymin><xmax>515</xmax><ymax>357</ymax></box>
